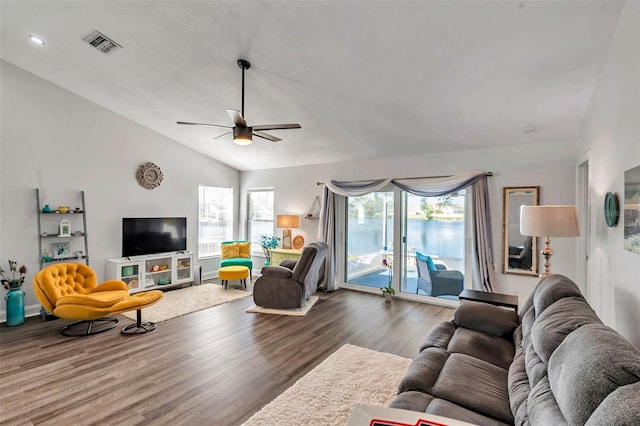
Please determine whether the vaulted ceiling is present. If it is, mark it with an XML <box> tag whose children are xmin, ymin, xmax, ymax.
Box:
<box><xmin>0</xmin><ymin>1</ymin><xmax>624</xmax><ymax>171</ymax></box>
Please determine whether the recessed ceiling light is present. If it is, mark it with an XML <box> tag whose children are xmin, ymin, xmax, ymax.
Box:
<box><xmin>522</xmin><ymin>125</ymin><xmax>537</xmax><ymax>133</ymax></box>
<box><xmin>28</xmin><ymin>35</ymin><xmax>45</xmax><ymax>45</ymax></box>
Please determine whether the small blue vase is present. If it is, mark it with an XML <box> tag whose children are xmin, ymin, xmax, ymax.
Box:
<box><xmin>5</xmin><ymin>288</ymin><xmax>25</xmax><ymax>326</ymax></box>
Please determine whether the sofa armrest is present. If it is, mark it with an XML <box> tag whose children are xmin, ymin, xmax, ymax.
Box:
<box><xmin>260</xmin><ymin>265</ymin><xmax>293</xmax><ymax>279</ymax></box>
<box><xmin>454</xmin><ymin>300</ymin><xmax>519</xmax><ymax>339</ymax></box>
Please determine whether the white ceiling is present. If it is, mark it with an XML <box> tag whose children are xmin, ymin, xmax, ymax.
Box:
<box><xmin>0</xmin><ymin>1</ymin><xmax>624</xmax><ymax>171</ymax></box>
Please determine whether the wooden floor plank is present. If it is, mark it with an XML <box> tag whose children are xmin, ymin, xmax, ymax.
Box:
<box><xmin>0</xmin><ymin>288</ymin><xmax>453</xmax><ymax>425</ymax></box>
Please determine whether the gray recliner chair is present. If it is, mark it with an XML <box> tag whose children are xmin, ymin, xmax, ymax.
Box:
<box><xmin>253</xmin><ymin>242</ymin><xmax>328</xmax><ymax>309</ymax></box>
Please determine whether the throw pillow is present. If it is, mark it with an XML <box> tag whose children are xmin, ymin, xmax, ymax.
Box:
<box><xmin>238</xmin><ymin>242</ymin><xmax>251</xmax><ymax>258</ymax></box>
<box><xmin>221</xmin><ymin>243</ymin><xmax>239</xmax><ymax>259</ymax></box>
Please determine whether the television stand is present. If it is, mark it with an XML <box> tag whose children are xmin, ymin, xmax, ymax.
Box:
<box><xmin>106</xmin><ymin>251</ymin><xmax>193</xmax><ymax>293</ymax></box>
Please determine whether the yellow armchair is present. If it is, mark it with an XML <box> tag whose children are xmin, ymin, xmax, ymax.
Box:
<box><xmin>33</xmin><ymin>263</ymin><xmax>163</xmax><ymax>336</ymax></box>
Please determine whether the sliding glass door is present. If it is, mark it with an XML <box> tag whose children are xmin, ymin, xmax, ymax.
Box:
<box><xmin>345</xmin><ymin>191</ymin><xmax>394</xmax><ymax>290</ymax></box>
<box><xmin>342</xmin><ymin>188</ymin><xmax>466</xmax><ymax>300</ymax></box>
<box><xmin>400</xmin><ymin>190</ymin><xmax>466</xmax><ymax>298</ymax></box>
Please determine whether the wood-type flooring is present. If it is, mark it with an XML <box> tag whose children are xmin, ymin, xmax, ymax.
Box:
<box><xmin>0</xmin><ymin>288</ymin><xmax>454</xmax><ymax>425</ymax></box>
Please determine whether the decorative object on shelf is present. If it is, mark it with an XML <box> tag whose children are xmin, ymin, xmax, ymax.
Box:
<box><xmin>51</xmin><ymin>242</ymin><xmax>71</xmax><ymax>259</ymax></box>
<box><xmin>277</xmin><ymin>214</ymin><xmax>300</xmax><ymax>249</ymax></box>
<box><xmin>122</xmin><ymin>265</ymin><xmax>135</xmax><ymax>276</ymax></box>
<box><xmin>42</xmin><ymin>204</ymin><xmax>52</xmax><ymax>213</ymax></box>
<box><xmin>380</xmin><ymin>252</ymin><xmax>395</xmax><ymax>303</ymax></box>
<box><xmin>258</xmin><ymin>235</ymin><xmax>280</xmax><ymax>265</ymax></box>
<box><xmin>58</xmin><ymin>206</ymin><xmax>69</xmax><ymax>213</ymax></box>
<box><xmin>42</xmin><ymin>249</ymin><xmax>52</xmax><ymax>262</ymax></box>
<box><xmin>1</xmin><ymin>260</ymin><xmax>27</xmax><ymax>326</ymax></box>
<box><xmin>604</xmin><ymin>192</ymin><xmax>620</xmax><ymax>228</ymax></box>
<box><xmin>72</xmin><ymin>230</ymin><xmax>83</xmax><ymax>236</ymax></box>
<box><xmin>58</xmin><ymin>219</ymin><xmax>71</xmax><ymax>237</ymax></box>
<box><xmin>74</xmin><ymin>250</ymin><xmax>83</xmax><ymax>259</ymax></box>
<box><xmin>520</xmin><ymin>205</ymin><xmax>579</xmax><ymax>278</ymax></box>
<box><xmin>136</xmin><ymin>162</ymin><xmax>164</xmax><ymax>190</ymax></box>
<box><xmin>305</xmin><ymin>196</ymin><xmax>321</xmax><ymax>219</ymax></box>
<box><xmin>74</xmin><ymin>207</ymin><xmax>81</xmax><ymax>212</ymax></box>
<box><xmin>292</xmin><ymin>235</ymin><xmax>305</xmax><ymax>250</ymax></box>
<box><xmin>41</xmin><ymin>232</ymin><xmax>48</xmax><ymax>237</ymax></box>
<box><xmin>129</xmin><ymin>279</ymin><xmax>139</xmax><ymax>289</ymax></box>
<box><xmin>624</xmin><ymin>165</ymin><xmax>640</xmax><ymax>254</ymax></box>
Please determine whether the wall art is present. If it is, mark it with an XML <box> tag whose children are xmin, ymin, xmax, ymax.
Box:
<box><xmin>624</xmin><ymin>165</ymin><xmax>640</xmax><ymax>254</ymax></box>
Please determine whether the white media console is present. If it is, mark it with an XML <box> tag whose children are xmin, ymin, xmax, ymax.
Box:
<box><xmin>106</xmin><ymin>251</ymin><xmax>193</xmax><ymax>293</ymax></box>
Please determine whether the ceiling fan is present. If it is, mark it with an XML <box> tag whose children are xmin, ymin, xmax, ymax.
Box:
<box><xmin>177</xmin><ymin>59</ymin><xmax>301</xmax><ymax>145</ymax></box>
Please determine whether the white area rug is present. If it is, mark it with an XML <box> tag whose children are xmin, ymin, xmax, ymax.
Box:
<box><xmin>245</xmin><ymin>295</ymin><xmax>319</xmax><ymax>316</ymax></box>
<box><xmin>241</xmin><ymin>344</ymin><xmax>412</xmax><ymax>426</ymax></box>
<box><xmin>122</xmin><ymin>283</ymin><xmax>250</xmax><ymax>323</ymax></box>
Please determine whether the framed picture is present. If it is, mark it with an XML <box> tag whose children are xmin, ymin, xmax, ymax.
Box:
<box><xmin>624</xmin><ymin>165</ymin><xmax>640</xmax><ymax>254</ymax></box>
<box><xmin>51</xmin><ymin>242</ymin><xmax>71</xmax><ymax>259</ymax></box>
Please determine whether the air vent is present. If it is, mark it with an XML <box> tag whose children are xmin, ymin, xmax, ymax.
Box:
<box><xmin>83</xmin><ymin>31</ymin><xmax>122</xmax><ymax>54</ymax></box>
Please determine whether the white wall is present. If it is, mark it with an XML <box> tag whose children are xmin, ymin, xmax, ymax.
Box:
<box><xmin>578</xmin><ymin>1</ymin><xmax>640</xmax><ymax>347</ymax></box>
<box><xmin>0</xmin><ymin>61</ymin><xmax>240</xmax><ymax>318</ymax></box>
<box><xmin>242</xmin><ymin>139</ymin><xmax>578</xmax><ymax>302</ymax></box>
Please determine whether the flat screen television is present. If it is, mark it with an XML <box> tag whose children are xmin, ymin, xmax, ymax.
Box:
<box><xmin>122</xmin><ymin>217</ymin><xmax>187</xmax><ymax>257</ymax></box>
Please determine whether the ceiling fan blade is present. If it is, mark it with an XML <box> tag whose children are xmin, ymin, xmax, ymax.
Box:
<box><xmin>213</xmin><ymin>131</ymin><xmax>232</xmax><ymax>140</ymax></box>
<box><xmin>253</xmin><ymin>123</ymin><xmax>302</xmax><ymax>131</ymax></box>
<box><xmin>254</xmin><ymin>131</ymin><xmax>281</xmax><ymax>142</ymax></box>
<box><xmin>177</xmin><ymin>121</ymin><xmax>232</xmax><ymax>129</ymax></box>
<box><xmin>226</xmin><ymin>109</ymin><xmax>247</xmax><ymax>127</ymax></box>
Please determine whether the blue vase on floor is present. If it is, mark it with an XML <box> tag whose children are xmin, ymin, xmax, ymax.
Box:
<box><xmin>5</xmin><ymin>288</ymin><xmax>25</xmax><ymax>326</ymax></box>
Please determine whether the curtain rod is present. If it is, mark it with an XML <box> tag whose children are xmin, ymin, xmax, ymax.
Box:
<box><xmin>316</xmin><ymin>171</ymin><xmax>493</xmax><ymax>186</ymax></box>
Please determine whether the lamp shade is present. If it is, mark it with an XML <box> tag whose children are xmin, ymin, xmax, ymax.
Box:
<box><xmin>520</xmin><ymin>205</ymin><xmax>579</xmax><ymax>237</ymax></box>
<box><xmin>276</xmin><ymin>214</ymin><xmax>300</xmax><ymax>229</ymax></box>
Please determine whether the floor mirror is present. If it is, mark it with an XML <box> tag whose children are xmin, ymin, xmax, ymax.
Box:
<box><xmin>503</xmin><ymin>186</ymin><xmax>540</xmax><ymax>276</ymax></box>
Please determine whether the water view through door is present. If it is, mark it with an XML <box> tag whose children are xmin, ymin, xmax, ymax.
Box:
<box><xmin>345</xmin><ymin>190</ymin><xmax>466</xmax><ymax>299</ymax></box>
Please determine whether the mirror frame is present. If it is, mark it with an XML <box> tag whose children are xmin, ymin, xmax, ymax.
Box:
<box><xmin>502</xmin><ymin>186</ymin><xmax>540</xmax><ymax>276</ymax></box>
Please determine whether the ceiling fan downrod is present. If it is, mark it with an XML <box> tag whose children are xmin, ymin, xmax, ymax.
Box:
<box><xmin>237</xmin><ymin>59</ymin><xmax>251</xmax><ymax>118</ymax></box>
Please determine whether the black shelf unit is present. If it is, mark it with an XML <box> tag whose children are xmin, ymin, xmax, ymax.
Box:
<box><xmin>36</xmin><ymin>189</ymin><xmax>90</xmax><ymax>269</ymax></box>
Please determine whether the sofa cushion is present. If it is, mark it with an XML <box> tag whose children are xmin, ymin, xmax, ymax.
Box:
<box><xmin>527</xmin><ymin>375</ymin><xmax>567</xmax><ymax>425</ymax></box>
<box><xmin>397</xmin><ymin>348</ymin><xmax>450</xmax><ymax>394</ymax></box>
<box><xmin>221</xmin><ymin>243</ymin><xmax>239</xmax><ymax>259</ymax></box>
<box><xmin>530</xmin><ymin>296</ymin><xmax>601</xmax><ymax>363</ymax></box>
<box><xmin>430</xmin><ymin>353</ymin><xmax>513</xmax><ymax>424</ymax></box>
<box><xmin>238</xmin><ymin>242</ymin><xmax>251</xmax><ymax>258</ymax></box>
<box><xmin>454</xmin><ymin>301</ymin><xmax>519</xmax><ymax>339</ymax></box>
<box><xmin>585</xmin><ymin>382</ymin><xmax>640</xmax><ymax>426</ymax></box>
<box><xmin>508</xmin><ymin>345</ymin><xmax>530</xmax><ymax>418</ymax></box>
<box><xmin>548</xmin><ymin>323</ymin><xmax>640</xmax><ymax>425</ymax></box>
<box><xmin>427</xmin><ymin>398</ymin><xmax>512</xmax><ymax>426</ymax></box>
<box><xmin>418</xmin><ymin>321</ymin><xmax>456</xmax><ymax>352</ymax></box>
<box><xmin>447</xmin><ymin>327</ymin><xmax>515</xmax><ymax>370</ymax></box>
<box><xmin>532</xmin><ymin>274</ymin><xmax>583</xmax><ymax>316</ymax></box>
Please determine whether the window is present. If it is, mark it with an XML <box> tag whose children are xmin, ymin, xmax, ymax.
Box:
<box><xmin>248</xmin><ymin>189</ymin><xmax>274</xmax><ymax>254</ymax></box>
<box><xmin>198</xmin><ymin>186</ymin><xmax>233</xmax><ymax>258</ymax></box>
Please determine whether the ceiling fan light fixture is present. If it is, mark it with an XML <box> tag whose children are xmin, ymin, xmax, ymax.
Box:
<box><xmin>233</xmin><ymin>127</ymin><xmax>253</xmax><ymax>145</ymax></box>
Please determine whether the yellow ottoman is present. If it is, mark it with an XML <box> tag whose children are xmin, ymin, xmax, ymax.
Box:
<box><xmin>219</xmin><ymin>265</ymin><xmax>249</xmax><ymax>289</ymax></box>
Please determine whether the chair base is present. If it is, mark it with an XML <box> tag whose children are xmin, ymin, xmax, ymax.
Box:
<box><xmin>121</xmin><ymin>309</ymin><xmax>157</xmax><ymax>335</ymax></box>
<box><xmin>60</xmin><ymin>317</ymin><xmax>119</xmax><ymax>337</ymax></box>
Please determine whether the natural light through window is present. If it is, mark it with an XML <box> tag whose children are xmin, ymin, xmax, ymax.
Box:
<box><xmin>248</xmin><ymin>189</ymin><xmax>275</xmax><ymax>254</ymax></box>
<box><xmin>198</xmin><ymin>186</ymin><xmax>233</xmax><ymax>258</ymax></box>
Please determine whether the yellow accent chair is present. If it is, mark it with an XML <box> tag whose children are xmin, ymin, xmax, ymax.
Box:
<box><xmin>33</xmin><ymin>263</ymin><xmax>163</xmax><ymax>336</ymax></box>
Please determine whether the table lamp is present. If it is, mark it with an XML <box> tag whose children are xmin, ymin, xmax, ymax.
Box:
<box><xmin>520</xmin><ymin>204</ymin><xmax>579</xmax><ymax>278</ymax></box>
<box><xmin>277</xmin><ymin>214</ymin><xmax>300</xmax><ymax>249</ymax></box>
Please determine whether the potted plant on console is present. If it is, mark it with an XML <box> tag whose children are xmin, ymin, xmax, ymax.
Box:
<box><xmin>380</xmin><ymin>255</ymin><xmax>394</xmax><ymax>303</ymax></box>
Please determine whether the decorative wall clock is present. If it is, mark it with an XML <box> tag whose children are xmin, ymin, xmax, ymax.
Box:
<box><xmin>136</xmin><ymin>162</ymin><xmax>163</xmax><ymax>190</ymax></box>
<box><xmin>604</xmin><ymin>192</ymin><xmax>619</xmax><ymax>227</ymax></box>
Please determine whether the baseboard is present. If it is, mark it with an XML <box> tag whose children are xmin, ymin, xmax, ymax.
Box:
<box><xmin>1</xmin><ymin>303</ymin><xmax>42</xmax><ymax>323</ymax></box>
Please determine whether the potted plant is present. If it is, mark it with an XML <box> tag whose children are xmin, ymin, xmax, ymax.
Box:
<box><xmin>258</xmin><ymin>235</ymin><xmax>281</xmax><ymax>265</ymax></box>
<box><xmin>380</xmin><ymin>255</ymin><xmax>394</xmax><ymax>303</ymax></box>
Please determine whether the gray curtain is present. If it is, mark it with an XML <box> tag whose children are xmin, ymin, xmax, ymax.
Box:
<box><xmin>319</xmin><ymin>186</ymin><xmax>338</xmax><ymax>291</ymax></box>
<box><xmin>318</xmin><ymin>170</ymin><xmax>495</xmax><ymax>292</ymax></box>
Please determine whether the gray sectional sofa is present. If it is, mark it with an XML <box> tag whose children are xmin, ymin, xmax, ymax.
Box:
<box><xmin>390</xmin><ymin>274</ymin><xmax>640</xmax><ymax>425</ymax></box>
